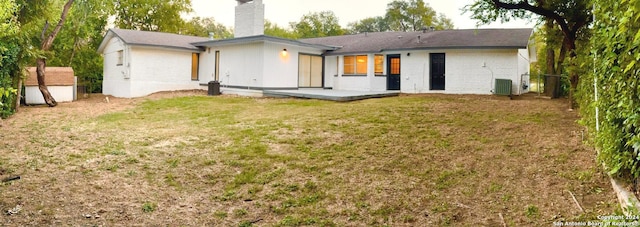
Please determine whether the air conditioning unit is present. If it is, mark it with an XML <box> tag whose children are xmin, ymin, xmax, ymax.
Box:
<box><xmin>494</xmin><ymin>79</ymin><xmax>512</xmax><ymax>98</ymax></box>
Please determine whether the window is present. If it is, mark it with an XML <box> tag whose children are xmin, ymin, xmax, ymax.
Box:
<box><xmin>344</xmin><ymin>56</ymin><xmax>355</xmax><ymax>74</ymax></box>
<box><xmin>117</xmin><ymin>50</ymin><xmax>123</xmax><ymax>66</ymax></box>
<box><xmin>214</xmin><ymin>51</ymin><xmax>220</xmax><ymax>81</ymax></box>
<box><xmin>390</xmin><ymin>57</ymin><xmax>400</xmax><ymax>74</ymax></box>
<box><xmin>374</xmin><ymin>55</ymin><xmax>384</xmax><ymax>75</ymax></box>
<box><xmin>343</xmin><ymin>55</ymin><xmax>368</xmax><ymax>75</ymax></box>
<box><xmin>191</xmin><ymin>53</ymin><xmax>199</xmax><ymax>80</ymax></box>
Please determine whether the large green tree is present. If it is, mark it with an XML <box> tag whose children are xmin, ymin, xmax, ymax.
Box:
<box><xmin>183</xmin><ymin>17</ymin><xmax>233</xmax><ymax>39</ymax></box>
<box><xmin>48</xmin><ymin>0</ymin><xmax>113</xmax><ymax>93</ymax></box>
<box><xmin>466</xmin><ymin>0</ymin><xmax>591</xmax><ymax>107</ymax></box>
<box><xmin>346</xmin><ymin>16</ymin><xmax>391</xmax><ymax>34</ymax></box>
<box><xmin>114</xmin><ymin>0</ymin><xmax>192</xmax><ymax>33</ymax></box>
<box><xmin>386</xmin><ymin>0</ymin><xmax>454</xmax><ymax>31</ymax></box>
<box><xmin>0</xmin><ymin>0</ymin><xmax>20</xmax><ymax>117</ymax></box>
<box><xmin>290</xmin><ymin>11</ymin><xmax>345</xmax><ymax>38</ymax></box>
<box><xmin>265</xmin><ymin>20</ymin><xmax>299</xmax><ymax>39</ymax></box>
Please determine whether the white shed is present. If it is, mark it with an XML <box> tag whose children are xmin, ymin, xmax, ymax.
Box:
<box><xmin>25</xmin><ymin>67</ymin><xmax>75</xmax><ymax>105</ymax></box>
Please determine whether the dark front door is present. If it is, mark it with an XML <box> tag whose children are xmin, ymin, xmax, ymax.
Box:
<box><xmin>387</xmin><ymin>55</ymin><xmax>401</xmax><ymax>90</ymax></box>
<box><xmin>430</xmin><ymin>53</ymin><xmax>445</xmax><ymax>90</ymax></box>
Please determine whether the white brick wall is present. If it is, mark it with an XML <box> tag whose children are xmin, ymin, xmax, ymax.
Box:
<box><xmin>102</xmin><ymin>37</ymin><xmax>131</xmax><ymax>97</ymax></box>
<box><xmin>328</xmin><ymin>49</ymin><xmax>530</xmax><ymax>95</ymax></box>
<box><xmin>102</xmin><ymin>36</ymin><xmax>203</xmax><ymax>98</ymax></box>
<box><xmin>234</xmin><ymin>0</ymin><xmax>265</xmax><ymax>38</ymax></box>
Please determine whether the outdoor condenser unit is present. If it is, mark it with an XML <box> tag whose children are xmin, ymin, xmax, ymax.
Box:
<box><xmin>494</xmin><ymin>79</ymin><xmax>512</xmax><ymax>97</ymax></box>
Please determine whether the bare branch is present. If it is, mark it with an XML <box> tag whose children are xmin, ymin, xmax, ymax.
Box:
<box><xmin>490</xmin><ymin>0</ymin><xmax>572</xmax><ymax>38</ymax></box>
<box><xmin>41</xmin><ymin>0</ymin><xmax>74</xmax><ymax>51</ymax></box>
<box><xmin>40</xmin><ymin>21</ymin><xmax>49</xmax><ymax>42</ymax></box>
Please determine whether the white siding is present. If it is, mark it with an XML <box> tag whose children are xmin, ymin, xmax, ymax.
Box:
<box><xmin>102</xmin><ymin>37</ymin><xmax>131</xmax><ymax>97</ymax></box>
<box><xmin>440</xmin><ymin>49</ymin><xmax>518</xmax><ymax>94</ymax></box>
<box><xmin>210</xmin><ymin>43</ymin><xmax>264</xmax><ymax>88</ymax></box>
<box><xmin>127</xmin><ymin>47</ymin><xmax>201</xmax><ymax>97</ymax></box>
<box><xmin>332</xmin><ymin>49</ymin><xmax>529</xmax><ymax>95</ymax></box>
<box><xmin>400</xmin><ymin>51</ymin><xmax>428</xmax><ymax>93</ymax></box>
<box><xmin>517</xmin><ymin>48</ymin><xmax>531</xmax><ymax>94</ymax></box>
<box><xmin>198</xmin><ymin>47</ymin><xmax>217</xmax><ymax>84</ymax></box>
<box><xmin>102</xmin><ymin>36</ymin><xmax>203</xmax><ymax>98</ymax></box>
<box><xmin>25</xmin><ymin>86</ymin><xmax>74</xmax><ymax>105</ymax></box>
<box><xmin>263</xmin><ymin>42</ymin><xmax>324</xmax><ymax>88</ymax></box>
<box><xmin>197</xmin><ymin>42</ymin><xmax>327</xmax><ymax>90</ymax></box>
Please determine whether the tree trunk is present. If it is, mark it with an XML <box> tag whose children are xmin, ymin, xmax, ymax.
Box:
<box><xmin>37</xmin><ymin>0</ymin><xmax>74</xmax><ymax>107</ymax></box>
<box><xmin>36</xmin><ymin>58</ymin><xmax>57</xmax><ymax>107</ymax></box>
<box><xmin>565</xmin><ymin>37</ymin><xmax>578</xmax><ymax>109</ymax></box>
<box><xmin>14</xmin><ymin>76</ymin><xmax>21</xmax><ymax>112</ymax></box>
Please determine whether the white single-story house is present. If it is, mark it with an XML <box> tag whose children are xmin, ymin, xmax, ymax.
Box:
<box><xmin>25</xmin><ymin>67</ymin><xmax>76</xmax><ymax>105</ymax></box>
<box><xmin>98</xmin><ymin>0</ymin><xmax>534</xmax><ymax>98</ymax></box>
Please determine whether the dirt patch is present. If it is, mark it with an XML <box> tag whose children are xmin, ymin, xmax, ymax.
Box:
<box><xmin>0</xmin><ymin>91</ymin><xmax>618</xmax><ymax>226</ymax></box>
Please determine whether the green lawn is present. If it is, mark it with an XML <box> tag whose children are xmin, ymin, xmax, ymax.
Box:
<box><xmin>0</xmin><ymin>93</ymin><xmax>617</xmax><ymax>226</ymax></box>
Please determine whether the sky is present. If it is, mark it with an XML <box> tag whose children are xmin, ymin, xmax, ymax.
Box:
<box><xmin>189</xmin><ymin>0</ymin><xmax>536</xmax><ymax>30</ymax></box>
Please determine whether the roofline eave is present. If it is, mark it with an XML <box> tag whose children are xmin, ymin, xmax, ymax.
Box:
<box><xmin>127</xmin><ymin>43</ymin><xmax>205</xmax><ymax>52</ymax></box>
<box><xmin>192</xmin><ymin>35</ymin><xmax>338</xmax><ymax>51</ymax></box>
<box><xmin>324</xmin><ymin>46</ymin><xmax>528</xmax><ymax>55</ymax></box>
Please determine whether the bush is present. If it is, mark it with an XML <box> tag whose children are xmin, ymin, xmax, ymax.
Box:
<box><xmin>585</xmin><ymin>0</ymin><xmax>640</xmax><ymax>179</ymax></box>
<box><xmin>0</xmin><ymin>39</ymin><xmax>21</xmax><ymax>118</ymax></box>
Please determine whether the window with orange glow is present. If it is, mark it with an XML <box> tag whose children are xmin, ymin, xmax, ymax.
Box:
<box><xmin>191</xmin><ymin>53</ymin><xmax>199</xmax><ymax>80</ymax></box>
<box><xmin>374</xmin><ymin>55</ymin><xmax>384</xmax><ymax>75</ymax></box>
<box><xmin>344</xmin><ymin>55</ymin><xmax>368</xmax><ymax>75</ymax></box>
<box><xmin>344</xmin><ymin>56</ymin><xmax>355</xmax><ymax>74</ymax></box>
<box><xmin>390</xmin><ymin>58</ymin><xmax>400</xmax><ymax>74</ymax></box>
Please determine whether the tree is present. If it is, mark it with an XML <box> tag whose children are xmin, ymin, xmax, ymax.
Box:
<box><xmin>466</xmin><ymin>0</ymin><xmax>591</xmax><ymax>107</ymax></box>
<box><xmin>385</xmin><ymin>0</ymin><xmax>454</xmax><ymax>31</ymax></box>
<box><xmin>114</xmin><ymin>0</ymin><xmax>192</xmax><ymax>33</ymax></box>
<box><xmin>265</xmin><ymin>20</ymin><xmax>299</xmax><ymax>39</ymax></box>
<box><xmin>0</xmin><ymin>0</ymin><xmax>20</xmax><ymax>117</ymax></box>
<box><xmin>183</xmin><ymin>17</ymin><xmax>233</xmax><ymax>39</ymax></box>
<box><xmin>346</xmin><ymin>16</ymin><xmax>390</xmax><ymax>34</ymax></box>
<box><xmin>35</xmin><ymin>0</ymin><xmax>74</xmax><ymax>107</ymax></box>
<box><xmin>290</xmin><ymin>11</ymin><xmax>344</xmax><ymax>38</ymax></box>
<box><xmin>48</xmin><ymin>0</ymin><xmax>113</xmax><ymax>93</ymax></box>
<box><xmin>0</xmin><ymin>0</ymin><xmax>19</xmax><ymax>37</ymax></box>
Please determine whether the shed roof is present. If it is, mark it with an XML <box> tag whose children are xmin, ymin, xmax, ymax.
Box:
<box><xmin>97</xmin><ymin>28</ymin><xmax>209</xmax><ymax>52</ymax></box>
<box><xmin>301</xmin><ymin>28</ymin><xmax>533</xmax><ymax>55</ymax></box>
<box><xmin>25</xmin><ymin>67</ymin><xmax>74</xmax><ymax>86</ymax></box>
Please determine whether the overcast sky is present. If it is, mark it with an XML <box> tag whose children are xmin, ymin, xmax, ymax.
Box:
<box><xmin>189</xmin><ymin>0</ymin><xmax>535</xmax><ymax>30</ymax></box>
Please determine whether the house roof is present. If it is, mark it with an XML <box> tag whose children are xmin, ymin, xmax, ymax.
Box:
<box><xmin>25</xmin><ymin>67</ymin><xmax>74</xmax><ymax>86</ymax></box>
<box><xmin>97</xmin><ymin>28</ymin><xmax>209</xmax><ymax>52</ymax></box>
<box><xmin>97</xmin><ymin>28</ymin><xmax>533</xmax><ymax>56</ymax></box>
<box><xmin>301</xmin><ymin>28</ymin><xmax>534</xmax><ymax>55</ymax></box>
<box><xmin>191</xmin><ymin>35</ymin><xmax>338</xmax><ymax>50</ymax></box>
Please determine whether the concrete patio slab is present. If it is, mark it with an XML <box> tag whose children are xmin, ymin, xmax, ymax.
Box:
<box><xmin>263</xmin><ymin>89</ymin><xmax>400</xmax><ymax>102</ymax></box>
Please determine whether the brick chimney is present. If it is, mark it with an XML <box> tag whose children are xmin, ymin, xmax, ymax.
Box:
<box><xmin>234</xmin><ymin>0</ymin><xmax>265</xmax><ymax>38</ymax></box>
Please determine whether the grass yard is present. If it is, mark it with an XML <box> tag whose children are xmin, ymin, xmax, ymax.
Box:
<box><xmin>0</xmin><ymin>91</ymin><xmax>618</xmax><ymax>226</ymax></box>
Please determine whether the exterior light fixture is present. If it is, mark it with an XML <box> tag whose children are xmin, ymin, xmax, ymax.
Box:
<box><xmin>281</xmin><ymin>48</ymin><xmax>288</xmax><ymax>57</ymax></box>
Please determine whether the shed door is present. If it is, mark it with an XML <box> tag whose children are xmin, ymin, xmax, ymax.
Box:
<box><xmin>430</xmin><ymin>53</ymin><xmax>445</xmax><ymax>90</ymax></box>
<box><xmin>299</xmin><ymin>54</ymin><xmax>323</xmax><ymax>88</ymax></box>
